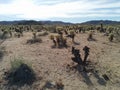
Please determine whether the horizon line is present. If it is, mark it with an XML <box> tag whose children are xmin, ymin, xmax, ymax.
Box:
<box><xmin>0</xmin><ymin>19</ymin><xmax>120</xmax><ymax>24</ymax></box>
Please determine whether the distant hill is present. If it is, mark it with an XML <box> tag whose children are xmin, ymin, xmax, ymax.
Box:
<box><xmin>0</xmin><ymin>20</ymin><xmax>120</xmax><ymax>25</ymax></box>
<box><xmin>81</xmin><ymin>20</ymin><xmax>120</xmax><ymax>25</ymax></box>
<box><xmin>0</xmin><ymin>20</ymin><xmax>72</xmax><ymax>25</ymax></box>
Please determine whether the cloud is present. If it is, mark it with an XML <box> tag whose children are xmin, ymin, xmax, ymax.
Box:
<box><xmin>0</xmin><ymin>0</ymin><xmax>120</xmax><ymax>22</ymax></box>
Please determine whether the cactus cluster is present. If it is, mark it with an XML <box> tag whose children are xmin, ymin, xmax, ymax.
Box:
<box><xmin>50</xmin><ymin>34</ymin><xmax>67</xmax><ymax>48</ymax></box>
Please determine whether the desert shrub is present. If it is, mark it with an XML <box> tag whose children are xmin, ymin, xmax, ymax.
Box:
<box><xmin>10</xmin><ymin>57</ymin><xmax>26</xmax><ymax>70</ymax></box>
<box><xmin>5</xmin><ymin>57</ymin><xmax>36</xmax><ymax>86</ymax></box>
<box><xmin>46</xmin><ymin>26</ymin><xmax>57</xmax><ymax>33</ymax></box>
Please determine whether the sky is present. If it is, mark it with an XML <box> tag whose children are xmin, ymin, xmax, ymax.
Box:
<box><xmin>0</xmin><ymin>0</ymin><xmax>120</xmax><ymax>23</ymax></box>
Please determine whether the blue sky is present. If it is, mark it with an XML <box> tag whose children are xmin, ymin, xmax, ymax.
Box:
<box><xmin>0</xmin><ymin>0</ymin><xmax>120</xmax><ymax>23</ymax></box>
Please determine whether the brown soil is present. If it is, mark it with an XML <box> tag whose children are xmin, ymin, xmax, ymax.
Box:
<box><xmin>0</xmin><ymin>31</ymin><xmax>120</xmax><ymax>90</ymax></box>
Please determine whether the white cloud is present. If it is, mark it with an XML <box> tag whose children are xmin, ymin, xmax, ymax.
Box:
<box><xmin>0</xmin><ymin>0</ymin><xmax>120</xmax><ymax>21</ymax></box>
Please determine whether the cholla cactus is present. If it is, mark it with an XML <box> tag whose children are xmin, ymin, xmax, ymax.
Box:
<box><xmin>55</xmin><ymin>35</ymin><xmax>61</xmax><ymax>47</ymax></box>
<box><xmin>9</xmin><ymin>30</ymin><xmax>12</xmax><ymax>37</ymax></box>
<box><xmin>50</xmin><ymin>35</ymin><xmax>54</xmax><ymax>40</ymax></box>
<box><xmin>100</xmin><ymin>22</ymin><xmax>104</xmax><ymax>32</ymax></box>
<box><xmin>2</xmin><ymin>30</ymin><xmax>8</xmax><ymax>39</ymax></box>
<box><xmin>62</xmin><ymin>37</ymin><xmax>67</xmax><ymax>47</ymax></box>
<box><xmin>57</xmin><ymin>29</ymin><xmax>63</xmax><ymax>39</ymax></box>
<box><xmin>69</xmin><ymin>30</ymin><xmax>75</xmax><ymax>42</ymax></box>
<box><xmin>32</xmin><ymin>32</ymin><xmax>37</xmax><ymax>39</ymax></box>
<box><xmin>87</xmin><ymin>31</ymin><xmax>93</xmax><ymax>41</ymax></box>
<box><xmin>17</xmin><ymin>33</ymin><xmax>21</xmax><ymax>38</ymax></box>
<box><xmin>50</xmin><ymin>34</ymin><xmax>68</xmax><ymax>48</ymax></box>
<box><xmin>109</xmin><ymin>33</ymin><xmax>114</xmax><ymax>42</ymax></box>
<box><xmin>64</xmin><ymin>30</ymin><xmax>68</xmax><ymax>35</ymax></box>
<box><xmin>49</xmin><ymin>35</ymin><xmax>56</xmax><ymax>46</ymax></box>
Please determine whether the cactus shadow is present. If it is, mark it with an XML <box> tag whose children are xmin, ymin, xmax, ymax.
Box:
<box><xmin>68</xmin><ymin>62</ymin><xmax>106</xmax><ymax>86</ymax></box>
<box><xmin>85</xmin><ymin>61</ymin><xmax>106</xmax><ymax>86</ymax></box>
<box><xmin>80</xmin><ymin>71</ymin><xmax>93</xmax><ymax>86</ymax></box>
<box><xmin>42</xmin><ymin>81</ymin><xmax>55</xmax><ymax>90</ymax></box>
<box><xmin>74</xmin><ymin>64</ymin><xmax>94</xmax><ymax>86</ymax></box>
<box><xmin>51</xmin><ymin>45</ymin><xmax>69</xmax><ymax>49</ymax></box>
<box><xmin>87</xmin><ymin>38</ymin><xmax>97</xmax><ymax>41</ymax></box>
<box><xmin>73</xmin><ymin>41</ymin><xmax>80</xmax><ymax>45</ymax></box>
<box><xmin>92</xmin><ymin>71</ymin><xmax>107</xmax><ymax>86</ymax></box>
<box><xmin>51</xmin><ymin>45</ymin><xmax>57</xmax><ymax>48</ymax></box>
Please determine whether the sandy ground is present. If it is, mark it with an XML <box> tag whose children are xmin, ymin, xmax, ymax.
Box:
<box><xmin>0</xmin><ymin>31</ymin><xmax>120</xmax><ymax>90</ymax></box>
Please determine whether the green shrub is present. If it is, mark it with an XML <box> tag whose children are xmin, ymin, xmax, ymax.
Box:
<box><xmin>5</xmin><ymin>57</ymin><xmax>36</xmax><ymax>86</ymax></box>
<box><xmin>10</xmin><ymin>57</ymin><xmax>25</xmax><ymax>70</ymax></box>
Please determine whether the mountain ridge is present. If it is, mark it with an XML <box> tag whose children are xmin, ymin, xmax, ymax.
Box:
<box><xmin>80</xmin><ymin>20</ymin><xmax>120</xmax><ymax>25</ymax></box>
<box><xmin>0</xmin><ymin>20</ymin><xmax>72</xmax><ymax>25</ymax></box>
<box><xmin>0</xmin><ymin>20</ymin><xmax>120</xmax><ymax>25</ymax></box>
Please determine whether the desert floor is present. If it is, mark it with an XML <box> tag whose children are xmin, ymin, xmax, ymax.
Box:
<box><xmin>0</xmin><ymin>31</ymin><xmax>120</xmax><ymax>90</ymax></box>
